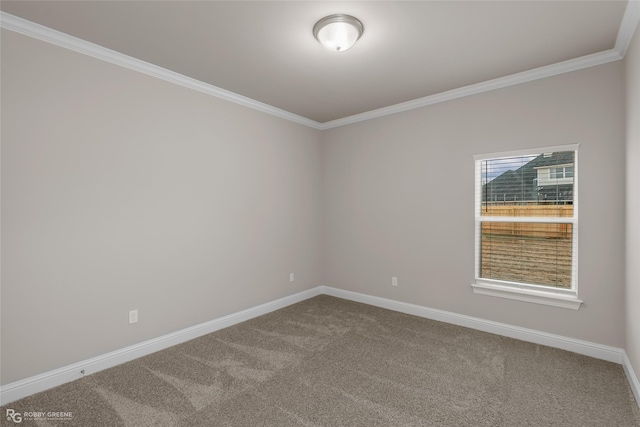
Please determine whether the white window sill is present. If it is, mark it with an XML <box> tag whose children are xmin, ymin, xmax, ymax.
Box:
<box><xmin>471</xmin><ymin>282</ymin><xmax>583</xmax><ymax>310</ymax></box>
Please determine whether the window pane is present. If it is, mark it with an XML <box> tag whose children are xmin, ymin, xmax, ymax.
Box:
<box><xmin>480</xmin><ymin>151</ymin><xmax>574</xmax><ymax>217</ymax></box>
<box><xmin>480</xmin><ymin>222</ymin><xmax>573</xmax><ymax>288</ymax></box>
<box><xmin>566</xmin><ymin>166</ymin><xmax>574</xmax><ymax>178</ymax></box>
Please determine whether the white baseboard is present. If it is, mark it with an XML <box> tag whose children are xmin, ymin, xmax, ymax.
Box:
<box><xmin>622</xmin><ymin>350</ymin><xmax>640</xmax><ymax>406</ymax></box>
<box><xmin>3</xmin><ymin>285</ymin><xmax>638</xmax><ymax>408</ymax></box>
<box><xmin>321</xmin><ymin>286</ymin><xmax>639</xmax><ymax>407</ymax></box>
<box><xmin>320</xmin><ymin>286</ymin><xmax>625</xmax><ymax>363</ymax></box>
<box><xmin>0</xmin><ymin>287</ymin><xmax>322</xmax><ymax>405</ymax></box>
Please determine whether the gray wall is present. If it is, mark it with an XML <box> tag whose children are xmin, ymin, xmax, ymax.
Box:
<box><xmin>321</xmin><ymin>61</ymin><xmax>626</xmax><ymax>347</ymax></box>
<box><xmin>1</xmin><ymin>30</ymin><xmax>323</xmax><ymax>384</ymax></box>
<box><xmin>1</xmin><ymin>26</ymin><xmax>633</xmax><ymax>387</ymax></box>
<box><xmin>626</xmin><ymin>24</ymin><xmax>640</xmax><ymax>384</ymax></box>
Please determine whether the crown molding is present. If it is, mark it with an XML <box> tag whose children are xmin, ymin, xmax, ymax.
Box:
<box><xmin>2</xmin><ymin>6</ymin><xmax>637</xmax><ymax>132</ymax></box>
<box><xmin>321</xmin><ymin>0</ymin><xmax>639</xmax><ymax>130</ymax></box>
<box><xmin>319</xmin><ymin>49</ymin><xmax>622</xmax><ymax>129</ymax></box>
<box><xmin>615</xmin><ymin>0</ymin><xmax>640</xmax><ymax>56</ymax></box>
<box><xmin>0</xmin><ymin>12</ymin><xmax>324</xmax><ymax>130</ymax></box>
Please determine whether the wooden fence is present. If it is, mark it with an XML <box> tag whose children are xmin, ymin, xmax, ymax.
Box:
<box><xmin>481</xmin><ymin>204</ymin><xmax>573</xmax><ymax>239</ymax></box>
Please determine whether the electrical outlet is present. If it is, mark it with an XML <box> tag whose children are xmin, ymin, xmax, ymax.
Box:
<box><xmin>129</xmin><ymin>309</ymin><xmax>138</xmax><ymax>324</ymax></box>
<box><xmin>290</xmin><ymin>273</ymin><xmax>295</xmax><ymax>282</ymax></box>
<box><xmin>392</xmin><ymin>277</ymin><xmax>398</xmax><ymax>287</ymax></box>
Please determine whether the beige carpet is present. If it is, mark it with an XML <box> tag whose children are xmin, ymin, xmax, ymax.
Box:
<box><xmin>2</xmin><ymin>295</ymin><xmax>639</xmax><ymax>426</ymax></box>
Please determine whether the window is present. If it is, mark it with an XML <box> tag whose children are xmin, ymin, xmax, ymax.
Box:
<box><xmin>550</xmin><ymin>166</ymin><xmax>574</xmax><ymax>179</ymax></box>
<box><xmin>472</xmin><ymin>145</ymin><xmax>582</xmax><ymax>310</ymax></box>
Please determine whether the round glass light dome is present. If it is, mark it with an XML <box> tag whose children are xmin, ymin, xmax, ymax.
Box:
<box><xmin>313</xmin><ymin>15</ymin><xmax>364</xmax><ymax>52</ymax></box>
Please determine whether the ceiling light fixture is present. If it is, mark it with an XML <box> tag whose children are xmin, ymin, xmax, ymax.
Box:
<box><xmin>313</xmin><ymin>14</ymin><xmax>364</xmax><ymax>52</ymax></box>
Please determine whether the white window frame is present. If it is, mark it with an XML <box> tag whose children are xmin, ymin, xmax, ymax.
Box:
<box><xmin>471</xmin><ymin>144</ymin><xmax>582</xmax><ymax>310</ymax></box>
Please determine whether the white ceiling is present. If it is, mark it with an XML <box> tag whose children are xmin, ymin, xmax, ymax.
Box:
<box><xmin>0</xmin><ymin>1</ymin><xmax>635</xmax><ymax>125</ymax></box>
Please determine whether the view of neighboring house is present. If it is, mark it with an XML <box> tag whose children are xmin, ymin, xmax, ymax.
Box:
<box><xmin>482</xmin><ymin>151</ymin><xmax>575</xmax><ymax>204</ymax></box>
